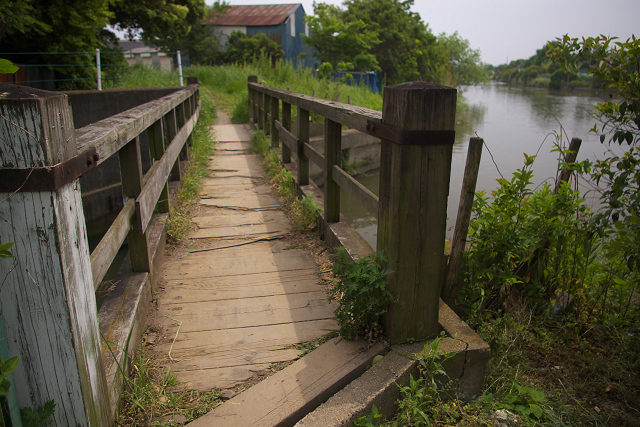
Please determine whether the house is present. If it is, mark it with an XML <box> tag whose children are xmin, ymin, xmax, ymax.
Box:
<box><xmin>119</xmin><ymin>40</ymin><xmax>176</xmax><ymax>71</ymax></box>
<box><xmin>205</xmin><ymin>3</ymin><xmax>317</xmax><ymax>68</ymax></box>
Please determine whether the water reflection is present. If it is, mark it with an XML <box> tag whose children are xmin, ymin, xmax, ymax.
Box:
<box><xmin>340</xmin><ymin>82</ymin><xmax>619</xmax><ymax>249</ymax></box>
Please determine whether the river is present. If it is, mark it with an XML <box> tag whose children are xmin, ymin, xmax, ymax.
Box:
<box><xmin>340</xmin><ymin>82</ymin><xmax>625</xmax><ymax>249</ymax></box>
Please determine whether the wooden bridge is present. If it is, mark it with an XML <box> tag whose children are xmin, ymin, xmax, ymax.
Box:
<box><xmin>0</xmin><ymin>78</ymin><xmax>489</xmax><ymax>426</ymax></box>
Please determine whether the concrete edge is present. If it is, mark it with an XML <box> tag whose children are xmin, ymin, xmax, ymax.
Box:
<box><xmin>97</xmin><ymin>212</ymin><xmax>167</xmax><ymax>420</ymax></box>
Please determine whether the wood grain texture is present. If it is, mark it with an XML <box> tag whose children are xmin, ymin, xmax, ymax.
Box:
<box><xmin>377</xmin><ymin>82</ymin><xmax>457</xmax><ymax>344</ymax></box>
<box><xmin>324</xmin><ymin>118</ymin><xmax>342</xmax><ymax>223</ymax></box>
<box><xmin>0</xmin><ymin>88</ymin><xmax>110</xmax><ymax>426</ymax></box>
<box><xmin>188</xmin><ymin>338</ymin><xmax>387</xmax><ymax>426</ymax></box>
<box><xmin>154</xmin><ymin>123</ymin><xmax>337</xmax><ymax>391</ymax></box>
<box><xmin>443</xmin><ymin>137</ymin><xmax>483</xmax><ymax>308</ymax></box>
<box><xmin>332</xmin><ymin>165</ymin><xmax>379</xmax><ymax>215</ymax></box>
<box><xmin>249</xmin><ymin>83</ymin><xmax>382</xmax><ymax>133</ymax></box>
<box><xmin>75</xmin><ymin>85</ymin><xmax>197</xmax><ymax>165</ymax></box>
<box><xmin>297</xmin><ymin>108</ymin><xmax>311</xmax><ymax>185</ymax></box>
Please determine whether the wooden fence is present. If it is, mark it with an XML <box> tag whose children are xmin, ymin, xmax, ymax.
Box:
<box><xmin>248</xmin><ymin>77</ymin><xmax>457</xmax><ymax>346</ymax></box>
<box><xmin>0</xmin><ymin>80</ymin><xmax>200</xmax><ymax>426</ymax></box>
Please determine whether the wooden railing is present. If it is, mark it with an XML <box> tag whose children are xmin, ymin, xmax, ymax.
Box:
<box><xmin>0</xmin><ymin>81</ymin><xmax>200</xmax><ymax>426</ymax></box>
<box><xmin>248</xmin><ymin>77</ymin><xmax>457</xmax><ymax>346</ymax></box>
<box><xmin>82</xmin><ymin>83</ymin><xmax>200</xmax><ymax>291</ymax></box>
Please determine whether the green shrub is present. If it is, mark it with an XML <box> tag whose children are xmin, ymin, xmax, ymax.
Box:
<box><xmin>329</xmin><ymin>247</ymin><xmax>394</xmax><ymax>341</ymax></box>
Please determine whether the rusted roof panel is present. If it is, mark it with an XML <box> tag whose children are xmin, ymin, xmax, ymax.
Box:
<box><xmin>205</xmin><ymin>4</ymin><xmax>300</xmax><ymax>26</ymax></box>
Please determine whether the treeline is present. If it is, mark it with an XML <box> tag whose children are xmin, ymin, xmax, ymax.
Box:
<box><xmin>0</xmin><ymin>0</ymin><xmax>488</xmax><ymax>89</ymax></box>
<box><xmin>488</xmin><ymin>42</ymin><xmax>599</xmax><ymax>90</ymax></box>
<box><xmin>304</xmin><ymin>0</ymin><xmax>488</xmax><ymax>87</ymax></box>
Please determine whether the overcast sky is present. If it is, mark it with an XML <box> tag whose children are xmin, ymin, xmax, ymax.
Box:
<box><xmin>207</xmin><ymin>0</ymin><xmax>640</xmax><ymax>65</ymax></box>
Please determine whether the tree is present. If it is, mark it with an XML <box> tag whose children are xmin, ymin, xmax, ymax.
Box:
<box><xmin>437</xmin><ymin>32</ymin><xmax>488</xmax><ymax>87</ymax></box>
<box><xmin>179</xmin><ymin>1</ymin><xmax>230</xmax><ymax>66</ymax></box>
<box><xmin>223</xmin><ymin>32</ymin><xmax>283</xmax><ymax>66</ymax></box>
<box><xmin>303</xmin><ymin>3</ymin><xmax>380</xmax><ymax>72</ymax></box>
<box><xmin>0</xmin><ymin>0</ymin><xmax>122</xmax><ymax>89</ymax></box>
<box><xmin>305</xmin><ymin>0</ymin><xmax>446</xmax><ymax>85</ymax></box>
<box><xmin>549</xmin><ymin>35</ymin><xmax>640</xmax><ymax>147</ymax></box>
<box><xmin>110</xmin><ymin>0</ymin><xmax>207</xmax><ymax>53</ymax></box>
<box><xmin>548</xmin><ymin>35</ymin><xmax>640</xmax><ymax>276</ymax></box>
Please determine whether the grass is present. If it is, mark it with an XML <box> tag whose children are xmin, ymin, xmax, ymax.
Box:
<box><xmin>116</xmin><ymin>349</ymin><xmax>223</xmax><ymax>426</ymax></box>
<box><xmin>249</xmin><ymin>131</ymin><xmax>323</xmax><ymax>230</ymax></box>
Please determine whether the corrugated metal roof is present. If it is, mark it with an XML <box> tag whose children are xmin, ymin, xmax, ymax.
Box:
<box><xmin>205</xmin><ymin>4</ymin><xmax>301</xmax><ymax>27</ymax></box>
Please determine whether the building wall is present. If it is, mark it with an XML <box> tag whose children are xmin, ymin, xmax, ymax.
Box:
<box><xmin>212</xmin><ymin>5</ymin><xmax>318</xmax><ymax>69</ymax></box>
<box><xmin>215</xmin><ymin>25</ymin><xmax>247</xmax><ymax>51</ymax></box>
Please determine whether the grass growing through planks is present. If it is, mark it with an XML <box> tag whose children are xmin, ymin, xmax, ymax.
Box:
<box><xmin>249</xmin><ymin>131</ymin><xmax>323</xmax><ymax>231</ymax></box>
<box><xmin>116</xmin><ymin>348</ymin><xmax>222</xmax><ymax>426</ymax></box>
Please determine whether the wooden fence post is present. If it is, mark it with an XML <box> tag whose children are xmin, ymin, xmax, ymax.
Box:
<box><xmin>282</xmin><ymin>101</ymin><xmax>292</xmax><ymax>163</ymax></box>
<box><xmin>119</xmin><ymin>137</ymin><xmax>153</xmax><ymax>278</ymax></box>
<box><xmin>257</xmin><ymin>88</ymin><xmax>264</xmax><ymax>130</ymax></box>
<box><xmin>248</xmin><ymin>76</ymin><xmax>257</xmax><ymax>124</ymax></box>
<box><xmin>297</xmin><ymin>108</ymin><xmax>310</xmax><ymax>185</ymax></box>
<box><xmin>0</xmin><ymin>85</ymin><xmax>111</xmax><ymax>425</ymax></box>
<box><xmin>377</xmin><ymin>82</ymin><xmax>456</xmax><ymax>344</ymax></box>
<box><xmin>263</xmin><ymin>93</ymin><xmax>270</xmax><ymax>133</ymax></box>
<box><xmin>166</xmin><ymin>109</ymin><xmax>182</xmax><ymax>181</ymax></box>
<box><xmin>325</xmin><ymin>118</ymin><xmax>342</xmax><ymax>222</ymax></box>
<box><xmin>443</xmin><ymin>137</ymin><xmax>483</xmax><ymax>309</ymax></box>
<box><xmin>148</xmin><ymin>119</ymin><xmax>170</xmax><ymax>213</ymax></box>
<box><xmin>271</xmin><ymin>95</ymin><xmax>280</xmax><ymax>149</ymax></box>
<box><xmin>555</xmin><ymin>137</ymin><xmax>582</xmax><ymax>193</ymax></box>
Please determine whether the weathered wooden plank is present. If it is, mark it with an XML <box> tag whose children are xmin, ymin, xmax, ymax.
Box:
<box><xmin>161</xmin><ymin>270</ymin><xmax>321</xmax><ymax>303</ymax></box>
<box><xmin>297</xmin><ymin>108</ymin><xmax>311</xmax><ymax>185</ymax></box>
<box><xmin>188</xmin><ymin>338</ymin><xmax>387</xmax><ymax>426</ymax></box>
<box><xmin>90</xmin><ymin>199</ymin><xmax>135</xmax><ymax>290</ymax></box>
<box><xmin>136</xmin><ymin>102</ymin><xmax>200</xmax><ymax>232</ymax></box>
<box><xmin>332</xmin><ymin>165</ymin><xmax>379</xmax><ymax>216</ymax></box>
<box><xmin>159</xmin><ymin>291</ymin><xmax>334</xmax><ymax>332</ymax></box>
<box><xmin>377</xmin><ymin>82</ymin><xmax>456</xmax><ymax>344</ymax></box>
<box><xmin>443</xmin><ymin>137</ymin><xmax>483</xmax><ymax>308</ymax></box>
<box><xmin>249</xmin><ymin>83</ymin><xmax>382</xmax><ymax>133</ymax></box>
<box><xmin>187</xmin><ymin>224</ymin><xmax>288</xmax><ymax>239</ymax></box>
<box><xmin>75</xmin><ymin>86</ymin><xmax>197</xmax><ymax>165</ymax></box>
<box><xmin>156</xmin><ymin>319</ymin><xmax>338</xmax><ymax>357</ymax></box>
<box><xmin>275</xmin><ymin>120</ymin><xmax>299</xmax><ymax>155</ymax></box>
<box><xmin>169</xmin><ymin>364</ymin><xmax>273</xmax><ymax>391</ymax></box>
<box><xmin>324</xmin><ymin>118</ymin><xmax>342</xmax><ymax>223</ymax></box>
<box><xmin>191</xmin><ymin>209</ymin><xmax>285</xmax><ymax>227</ymax></box>
<box><xmin>147</xmin><ymin>119</ymin><xmax>170</xmax><ymax>213</ymax></box>
<box><xmin>302</xmin><ymin>142</ymin><xmax>325</xmax><ymax>168</ymax></box>
<box><xmin>168</xmin><ymin>348</ymin><xmax>301</xmax><ymax>374</ymax></box>
<box><xmin>282</xmin><ymin>101</ymin><xmax>292</xmax><ymax>165</ymax></box>
<box><xmin>0</xmin><ymin>87</ymin><xmax>110</xmax><ymax>426</ymax></box>
<box><xmin>163</xmin><ymin>251</ymin><xmax>315</xmax><ymax>280</ymax></box>
<box><xmin>119</xmin><ymin>137</ymin><xmax>152</xmax><ymax>276</ymax></box>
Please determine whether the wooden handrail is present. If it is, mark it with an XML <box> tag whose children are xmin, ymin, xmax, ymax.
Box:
<box><xmin>75</xmin><ymin>85</ymin><xmax>198</xmax><ymax>165</ymax></box>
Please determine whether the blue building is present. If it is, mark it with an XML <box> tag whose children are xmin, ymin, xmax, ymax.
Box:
<box><xmin>206</xmin><ymin>3</ymin><xmax>317</xmax><ymax>69</ymax></box>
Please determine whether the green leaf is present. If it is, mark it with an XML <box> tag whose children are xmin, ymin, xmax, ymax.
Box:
<box><xmin>0</xmin><ymin>59</ymin><xmax>19</xmax><ymax>74</ymax></box>
<box><xmin>0</xmin><ymin>377</ymin><xmax>10</xmax><ymax>396</ymax></box>
<box><xmin>2</xmin><ymin>355</ymin><xmax>20</xmax><ymax>374</ymax></box>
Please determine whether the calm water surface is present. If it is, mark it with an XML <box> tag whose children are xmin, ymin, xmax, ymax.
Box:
<box><xmin>341</xmin><ymin>83</ymin><xmax>624</xmax><ymax>249</ymax></box>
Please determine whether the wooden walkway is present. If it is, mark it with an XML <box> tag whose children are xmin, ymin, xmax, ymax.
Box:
<box><xmin>154</xmin><ymin>123</ymin><xmax>338</xmax><ymax>391</ymax></box>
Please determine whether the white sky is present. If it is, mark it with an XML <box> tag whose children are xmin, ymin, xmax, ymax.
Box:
<box><xmin>207</xmin><ymin>0</ymin><xmax>640</xmax><ymax>65</ymax></box>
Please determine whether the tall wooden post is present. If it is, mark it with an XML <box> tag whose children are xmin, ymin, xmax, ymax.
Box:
<box><xmin>297</xmin><ymin>108</ymin><xmax>310</xmax><ymax>185</ymax></box>
<box><xmin>166</xmin><ymin>109</ymin><xmax>181</xmax><ymax>181</ymax></box>
<box><xmin>282</xmin><ymin>101</ymin><xmax>292</xmax><ymax>163</ymax></box>
<box><xmin>325</xmin><ymin>118</ymin><xmax>342</xmax><ymax>223</ymax></box>
<box><xmin>148</xmin><ymin>119</ymin><xmax>170</xmax><ymax>213</ymax></box>
<box><xmin>248</xmin><ymin>76</ymin><xmax>257</xmax><ymax>124</ymax></box>
<box><xmin>443</xmin><ymin>137</ymin><xmax>483</xmax><ymax>309</ymax></box>
<box><xmin>257</xmin><ymin>88</ymin><xmax>264</xmax><ymax>130</ymax></box>
<box><xmin>0</xmin><ymin>85</ymin><xmax>111</xmax><ymax>425</ymax></box>
<box><xmin>271</xmin><ymin>95</ymin><xmax>280</xmax><ymax>149</ymax></box>
<box><xmin>119</xmin><ymin>137</ymin><xmax>153</xmax><ymax>279</ymax></box>
<box><xmin>263</xmin><ymin>93</ymin><xmax>270</xmax><ymax>134</ymax></box>
<box><xmin>377</xmin><ymin>82</ymin><xmax>456</xmax><ymax>344</ymax></box>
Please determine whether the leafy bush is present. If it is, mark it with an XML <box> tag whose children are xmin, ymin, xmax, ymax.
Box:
<box><xmin>329</xmin><ymin>247</ymin><xmax>394</xmax><ymax>341</ymax></box>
